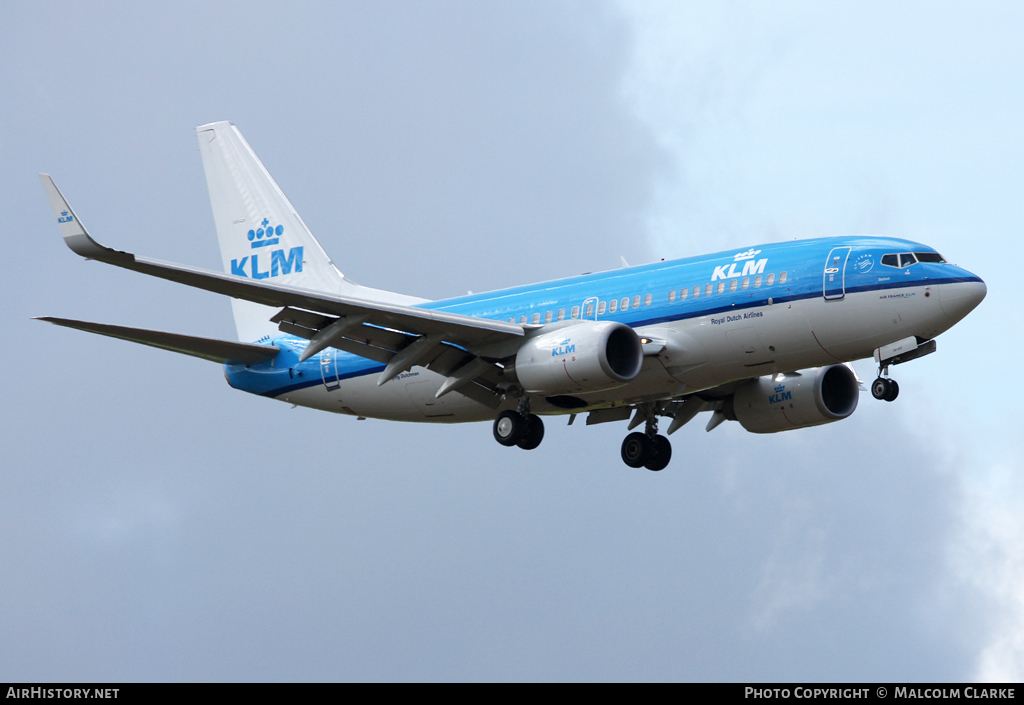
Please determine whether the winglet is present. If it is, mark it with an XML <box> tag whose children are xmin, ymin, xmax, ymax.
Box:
<box><xmin>38</xmin><ymin>174</ymin><xmax>132</xmax><ymax>264</ymax></box>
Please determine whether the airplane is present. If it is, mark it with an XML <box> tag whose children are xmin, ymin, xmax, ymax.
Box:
<box><xmin>38</xmin><ymin>121</ymin><xmax>987</xmax><ymax>471</ymax></box>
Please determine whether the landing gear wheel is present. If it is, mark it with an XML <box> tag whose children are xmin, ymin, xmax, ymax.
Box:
<box><xmin>493</xmin><ymin>410</ymin><xmax>526</xmax><ymax>447</ymax></box>
<box><xmin>621</xmin><ymin>432</ymin><xmax>650</xmax><ymax>468</ymax></box>
<box><xmin>871</xmin><ymin>378</ymin><xmax>900</xmax><ymax>402</ymax></box>
<box><xmin>871</xmin><ymin>378</ymin><xmax>890</xmax><ymax>400</ymax></box>
<box><xmin>644</xmin><ymin>435</ymin><xmax>672</xmax><ymax>472</ymax></box>
<box><xmin>516</xmin><ymin>414</ymin><xmax>545</xmax><ymax>450</ymax></box>
<box><xmin>884</xmin><ymin>379</ymin><xmax>899</xmax><ymax>402</ymax></box>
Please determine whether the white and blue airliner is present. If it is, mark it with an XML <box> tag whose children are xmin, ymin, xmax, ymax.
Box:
<box><xmin>39</xmin><ymin>122</ymin><xmax>986</xmax><ymax>471</ymax></box>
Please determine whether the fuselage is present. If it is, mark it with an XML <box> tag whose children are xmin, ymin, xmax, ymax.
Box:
<box><xmin>225</xmin><ymin>235</ymin><xmax>985</xmax><ymax>421</ymax></box>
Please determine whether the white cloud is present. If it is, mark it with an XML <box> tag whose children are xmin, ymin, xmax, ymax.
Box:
<box><xmin>953</xmin><ymin>462</ymin><xmax>1024</xmax><ymax>682</ymax></box>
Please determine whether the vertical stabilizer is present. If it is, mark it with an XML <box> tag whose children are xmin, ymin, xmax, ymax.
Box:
<box><xmin>197</xmin><ymin>122</ymin><xmax>349</xmax><ymax>342</ymax></box>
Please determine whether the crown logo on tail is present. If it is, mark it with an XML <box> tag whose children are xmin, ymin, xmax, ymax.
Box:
<box><xmin>248</xmin><ymin>218</ymin><xmax>283</xmax><ymax>249</ymax></box>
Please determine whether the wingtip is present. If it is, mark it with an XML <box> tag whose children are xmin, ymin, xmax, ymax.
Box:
<box><xmin>39</xmin><ymin>177</ymin><xmax>134</xmax><ymax>264</ymax></box>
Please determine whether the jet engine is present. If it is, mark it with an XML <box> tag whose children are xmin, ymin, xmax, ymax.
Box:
<box><xmin>512</xmin><ymin>321</ymin><xmax>643</xmax><ymax>395</ymax></box>
<box><xmin>732</xmin><ymin>364</ymin><xmax>860</xmax><ymax>434</ymax></box>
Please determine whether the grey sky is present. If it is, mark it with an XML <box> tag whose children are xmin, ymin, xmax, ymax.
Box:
<box><xmin>2</xmin><ymin>1</ymin><xmax>1021</xmax><ymax>681</ymax></box>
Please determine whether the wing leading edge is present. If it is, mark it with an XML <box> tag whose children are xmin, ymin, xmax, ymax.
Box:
<box><xmin>39</xmin><ymin>175</ymin><xmax>524</xmax><ymax>348</ymax></box>
<box><xmin>39</xmin><ymin>175</ymin><xmax>523</xmax><ymax>405</ymax></box>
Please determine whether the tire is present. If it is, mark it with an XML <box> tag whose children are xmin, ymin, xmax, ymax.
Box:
<box><xmin>884</xmin><ymin>379</ymin><xmax>900</xmax><ymax>402</ymax></box>
<box><xmin>621</xmin><ymin>432</ymin><xmax>650</xmax><ymax>468</ymax></box>
<box><xmin>871</xmin><ymin>378</ymin><xmax>889</xmax><ymax>400</ymax></box>
<box><xmin>517</xmin><ymin>414</ymin><xmax>545</xmax><ymax>450</ymax></box>
<box><xmin>493</xmin><ymin>410</ymin><xmax>526</xmax><ymax>446</ymax></box>
<box><xmin>644</xmin><ymin>435</ymin><xmax>672</xmax><ymax>472</ymax></box>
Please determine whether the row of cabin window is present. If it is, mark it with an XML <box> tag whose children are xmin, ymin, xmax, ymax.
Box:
<box><xmin>506</xmin><ymin>271</ymin><xmax>787</xmax><ymax>325</ymax></box>
<box><xmin>669</xmin><ymin>271</ymin><xmax>787</xmax><ymax>302</ymax></box>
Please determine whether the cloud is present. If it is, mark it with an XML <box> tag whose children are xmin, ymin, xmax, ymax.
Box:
<box><xmin>953</xmin><ymin>462</ymin><xmax>1024</xmax><ymax>682</ymax></box>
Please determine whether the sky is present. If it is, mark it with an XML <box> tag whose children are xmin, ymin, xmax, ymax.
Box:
<box><xmin>1</xmin><ymin>0</ymin><xmax>1022</xmax><ymax>682</ymax></box>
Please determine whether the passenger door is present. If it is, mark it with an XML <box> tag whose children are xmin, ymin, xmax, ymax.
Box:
<box><xmin>823</xmin><ymin>247</ymin><xmax>852</xmax><ymax>300</ymax></box>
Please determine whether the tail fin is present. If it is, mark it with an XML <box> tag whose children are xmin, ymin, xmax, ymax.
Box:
<box><xmin>197</xmin><ymin>121</ymin><xmax>422</xmax><ymax>342</ymax></box>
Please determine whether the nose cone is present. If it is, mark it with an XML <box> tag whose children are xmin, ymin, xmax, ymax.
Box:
<box><xmin>939</xmin><ymin>278</ymin><xmax>987</xmax><ymax>322</ymax></box>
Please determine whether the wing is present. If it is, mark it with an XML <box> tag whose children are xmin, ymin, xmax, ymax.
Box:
<box><xmin>35</xmin><ymin>317</ymin><xmax>279</xmax><ymax>364</ymax></box>
<box><xmin>40</xmin><ymin>175</ymin><xmax>524</xmax><ymax>405</ymax></box>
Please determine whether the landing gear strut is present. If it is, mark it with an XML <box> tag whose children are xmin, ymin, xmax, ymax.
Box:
<box><xmin>492</xmin><ymin>398</ymin><xmax>545</xmax><ymax>450</ymax></box>
<box><xmin>620</xmin><ymin>413</ymin><xmax>672</xmax><ymax>471</ymax></box>
<box><xmin>872</xmin><ymin>364</ymin><xmax>899</xmax><ymax>402</ymax></box>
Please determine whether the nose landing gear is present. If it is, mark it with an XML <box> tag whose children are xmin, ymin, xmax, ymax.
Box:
<box><xmin>871</xmin><ymin>377</ymin><xmax>900</xmax><ymax>402</ymax></box>
<box><xmin>871</xmin><ymin>363</ymin><xmax>900</xmax><ymax>402</ymax></box>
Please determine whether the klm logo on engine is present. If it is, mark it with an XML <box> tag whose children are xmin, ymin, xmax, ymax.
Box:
<box><xmin>769</xmin><ymin>383</ymin><xmax>791</xmax><ymax>404</ymax></box>
<box><xmin>552</xmin><ymin>337</ymin><xmax>575</xmax><ymax>356</ymax></box>
<box><xmin>58</xmin><ymin>210</ymin><xmax>74</xmax><ymax>224</ymax></box>
<box><xmin>231</xmin><ymin>218</ymin><xmax>303</xmax><ymax>280</ymax></box>
<box><xmin>712</xmin><ymin>248</ymin><xmax>767</xmax><ymax>281</ymax></box>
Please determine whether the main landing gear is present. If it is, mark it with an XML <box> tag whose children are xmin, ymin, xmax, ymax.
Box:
<box><xmin>871</xmin><ymin>363</ymin><xmax>900</xmax><ymax>402</ymax></box>
<box><xmin>620</xmin><ymin>415</ymin><xmax>672</xmax><ymax>472</ymax></box>
<box><xmin>492</xmin><ymin>399</ymin><xmax>545</xmax><ymax>450</ymax></box>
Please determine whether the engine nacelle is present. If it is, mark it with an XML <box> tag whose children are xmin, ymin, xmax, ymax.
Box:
<box><xmin>732</xmin><ymin>364</ymin><xmax>860</xmax><ymax>434</ymax></box>
<box><xmin>513</xmin><ymin>321</ymin><xmax>643</xmax><ymax>395</ymax></box>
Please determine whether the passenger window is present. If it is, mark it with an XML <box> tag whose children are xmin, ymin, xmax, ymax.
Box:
<box><xmin>680</xmin><ymin>287</ymin><xmax>688</xmax><ymax>300</ymax></box>
<box><xmin>899</xmin><ymin>253</ymin><xmax>918</xmax><ymax>267</ymax></box>
<box><xmin>545</xmin><ymin>311</ymin><xmax>553</xmax><ymax>323</ymax></box>
<box><xmin>557</xmin><ymin>309</ymin><xmax>565</xmax><ymax>321</ymax></box>
<box><xmin>780</xmin><ymin>271</ymin><xmax>788</xmax><ymax>284</ymax></box>
<box><xmin>621</xmin><ymin>297</ymin><xmax>629</xmax><ymax>311</ymax></box>
<box><xmin>767</xmin><ymin>273</ymin><xmax>775</xmax><ymax>286</ymax></box>
<box><xmin>717</xmin><ymin>281</ymin><xmax>725</xmax><ymax>294</ymax></box>
<box><xmin>693</xmin><ymin>285</ymin><xmax>700</xmax><ymax>298</ymax></box>
<box><xmin>609</xmin><ymin>299</ymin><xmax>618</xmax><ymax>313</ymax></box>
<box><xmin>705</xmin><ymin>283</ymin><xmax>713</xmax><ymax>296</ymax></box>
<box><xmin>632</xmin><ymin>295</ymin><xmax>641</xmax><ymax>309</ymax></box>
<box><xmin>598</xmin><ymin>301</ymin><xmax>606</xmax><ymax>315</ymax></box>
<box><xmin>532</xmin><ymin>313</ymin><xmax>540</xmax><ymax>324</ymax></box>
<box><xmin>520</xmin><ymin>315</ymin><xmax>527</xmax><ymax>324</ymax></box>
<box><xmin>729</xmin><ymin>279</ymin><xmax>738</xmax><ymax>292</ymax></box>
<box><xmin>571</xmin><ymin>306</ymin><xmax>580</xmax><ymax>319</ymax></box>
<box><xmin>668</xmin><ymin>290</ymin><xmax>676</xmax><ymax>303</ymax></box>
<box><xmin>644</xmin><ymin>293</ymin><xmax>652</xmax><ymax>306</ymax></box>
<box><xmin>586</xmin><ymin>303</ymin><xmax>594</xmax><ymax>317</ymax></box>
<box><xmin>881</xmin><ymin>254</ymin><xmax>900</xmax><ymax>268</ymax></box>
<box><xmin>754</xmin><ymin>275</ymin><xmax>762</xmax><ymax>288</ymax></box>
<box><xmin>742</xmin><ymin>277</ymin><xmax>750</xmax><ymax>290</ymax></box>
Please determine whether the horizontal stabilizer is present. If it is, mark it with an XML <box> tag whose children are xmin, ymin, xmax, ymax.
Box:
<box><xmin>35</xmin><ymin>317</ymin><xmax>279</xmax><ymax>364</ymax></box>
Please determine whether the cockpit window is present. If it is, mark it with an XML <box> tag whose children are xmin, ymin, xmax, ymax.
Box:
<box><xmin>915</xmin><ymin>252</ymin><xmax>947</xmax><ymax>263</ymax></box>
<box><xmin>881</xmin><ymin>254</ymin><xmax>900</xmax><ymax>267</ymax></box>
<box><xmin>899</xmin><ymin>253</ymin><xmax>918</xmax><ymax>267</ymax></box>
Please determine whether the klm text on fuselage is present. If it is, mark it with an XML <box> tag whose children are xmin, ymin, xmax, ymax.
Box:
<box><xmin>712</xmin><ymin>258</ymin><xmax>767</xmax><ymax>281</ymax></box>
